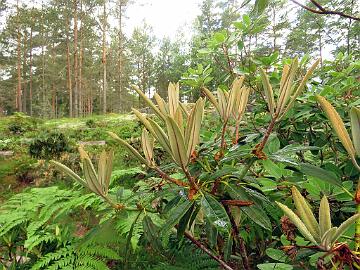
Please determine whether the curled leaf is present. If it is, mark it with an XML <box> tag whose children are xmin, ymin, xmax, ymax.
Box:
<box><xmin>141</xmin><ymin>129</ymin><xmax>154</xmax><ymax>166</ymax></box>
<box><xmin>132</xmin><ymin>85</ymin><xmax>165</xmax><ymax>121</ymax></box>
<box><xmin>316</xmin><ymin>95</ymin><xmax>356</xmax><ymax>159</ymax></box>
<box><xmin>276</xmin><ymin>201</ymin><xmax>317</xmax><ymax>245</ymax></box>
<box><xmin>291</xmin><ymin>186</ymin><xmax>320</xmax><ymax>241</ymax></box>
<box><xmin>166</xmin><ymin>116</ymin><xmax>188</xmax><ymax>167</ymax></box>
<box><xmin>259</xmin><ymin>68</ymin><xmax>275</xmax><ymax>115</ymax></box>
<box><xmin>108</xmin><ymin>131</ymin><xmax>147</xmax><ymax>164</ymax></box>
<box><xmin>319</xmin><ymin>195</ymin><xmax>331</xmax><ymax>237</ymax></box>
<box><xmin>350</xmin><ymin>107</ymin><xmax>360</xmax><ymax>157</ymax></box>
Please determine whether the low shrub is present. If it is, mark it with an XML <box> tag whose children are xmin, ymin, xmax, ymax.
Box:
<box><xmin>29</xmin><ymin>131</ymin><xmax>71</xmax><ymax>160</ymax></box>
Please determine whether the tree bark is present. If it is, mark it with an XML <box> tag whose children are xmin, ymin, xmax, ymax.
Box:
<box><xmin>66</xmin><ymin>10</ymin><xmax>73</xmax><ymax>117</ymax></box>
<box><xmin>29</xmin><ymin>14</ymin><xmax>34</xmax><ymax>116</ymax></box>
<box><xmin>79</xmin><ymin>0</ymin><xmax>83</xmax><ymax>117</ymax></box>
<box><xmin>73</xmin><ymin>0</ymin><xmax>79</xmax><ymax>117</ymax></box>
<box><xmin>118</xmin><ymin>0</ymin><xmax>123</xmax><ymax>112</ymax></box>
<box><xmin>102</xmin><ymin>0</ymin><xmax>107</xmax><ymax>114</ymax></box>
<box><xmin>22</xmin><ymin>29</ymin><xmax>27</xmax><ymax>113</ymax></box>
<box><xmin>16</xmin><ymin>0</ymin><xmax>22</xmax><ymax>112</ymax></box>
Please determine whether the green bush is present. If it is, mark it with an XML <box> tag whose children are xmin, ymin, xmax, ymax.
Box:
<box><xmin>29</xmin><ymin>131</ymin><xmax>71</xmax><ymax>160</ymax></box>
<box><xmin>7</xmin><ymin>112</ymin><xmax>42</xmax><ymax>135</ymax></box>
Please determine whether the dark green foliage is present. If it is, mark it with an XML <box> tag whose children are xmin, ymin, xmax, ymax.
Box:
<box><xmin>29</xmin><ymin>131</ymin><xmax>71</xmax><ymax>160</ymax></box>
<box><xmin>7</xmin><ymin>113</ymin><xmax>41</xmax><ymax>135</ymax></box>
<box><xmin>85</xmin><ymin>119</ymin><xmax>97</xmax><ymax>128</ymax></box>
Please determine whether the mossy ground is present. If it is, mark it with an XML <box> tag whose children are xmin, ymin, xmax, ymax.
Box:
<box><xmin>0</xmin><ymin>113</ymin><xmax>143</xmax><ymax>200</ymax></box>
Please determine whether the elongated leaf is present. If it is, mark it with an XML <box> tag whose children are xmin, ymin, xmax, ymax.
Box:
<box><xmin>320</xmin><ymin>227</ymin><xmax>336</xmax><ymax>250</ymax></box>
<box><xmin>166</xmin><ymin>116</ymin><xmax>188</xmax><ymax>167</ymax></box>
<box><xmin>147</xmin><ymin>118</ymin><xmax>172</xmax><ymax>155</ymax></box>
<box><xmin>179</xmin><ymin>102</ymin><xmax>190</xmax><ymax>118</ymax></box>
<box><xmin>168</xmin><ymin>82</ymin><xmax>179</xmax><ymax>117</ymax></box>
<box><xmin>98</xmin><ymin>150</ymin><xmax>107</xmax><ymax>189</ymax></box>
<box><xmin>50</xmin><ymin>160</ymin><xmax>86</xmax><ymax>187</ymax></box>
<box><xmin>300</xmin><ymin>163</ymin><xmax>342</xmax><ymax>187</ymax></box>
<box><xmin>260</xmin><ymin>68</ymin><xmax>275</xmax><ymax>115</ymax></box>
<box><xmin>319</xmin><ymin>196</ymin><xmax>331</xmax><ymax>238</ymax></box>
<box><xmin>105</xmin><ymin>150</ymin><xmax>114</xmax><ymax>191</ymax></box>
<box><xmin>141</xmin><ymin>129</ymin><xmax>154</xmax><ymax>165</ymax></box>
<box><xmin>154</xmin><ymin>93</ymin><xmax>167</xmax><ymax>115</ymax></box>
<box><xmin>143</xmin><ymin>216</ymin><xmax>164</xmax><ymax>252</ymax></box>
<box><xmin>174</xmin><ymin>107</ymin><xmax>184</xmax><ymax>134</ymax></box>
<box><xmin>279</xmin><ymin>65</ymin><xmax>290</xmax><ymax>93</ymax></box>
<box><xmin>277</xmin><ymin>58</ymin><xmax>298</xmax><ymax>115</ymax></box>
<box><xmin>226</xmin><ymin>78</ymin><xmax>243</xmax><ymax>119</ymax></box>
<box><xmin>177</xmin><ymin>204</ymin><xmax>195</xmax><ymax>240</ymax></box>
<box><xmin>79</xmin><ymin>148</ymin><xmax>103</xmax><ymax>195</ymax></box>
<box><xmin>233</xmin><ymin>86</ymin><xmax>250</xmax><ymax>122</ymax></box>
<box><xmin>201</xmin><ymin>193</ymin><xmax>231</xmax><ymax>233</ymax></box>
<box><xmin>217</xmin><ymin>89</ymin><xmax>228</xmax><ymax>120</ymax></box>
<box><xmin>132</xmin><ymin>108</ymin><xmax>154</xmax><ymax>134</ymax></box>
<box><xmin>108</xmin><ymin>131</ymin><xmax>147</xmax><ymax>164</ymax></box>
<box><xmin>185</xmin><ymin>98</ymin><xmax>204</xmax><ymax>162</ymax></box>
<box><xmin>226</xmin><ymin>185</ymin><xmax>272</xmax><ymax>230</ymax></box>
<box><xmin>162</xmin><ymin>198</ymin><xmax>193</xmax><ymax>237</ymax></box>
<box><xmin>332</xmin><ymin>214</ymin><xmax>360</xmax><ymax>244</ymax></box>
<box><xmin>202</xmin><ymin>87</ymin><xmax>220</xmax><ymax>114</ymax></box>
<box><xmin>281</xmin><ymin>59</ymin><xmax>320</xmax><ymax>118</ymax></box>
<box><xmin>350</xmin><ymin>107</ymin><xmax>360</xmax><ymax>157</ymax></box>
<box><xmin>205</xmin><ymin>219</ymin><xmax>218</xmax><ymax>248</ymax></box>
<box><xmin>81</xmin><ymin>154</ymin><xmax>103</xmax><ymax>196</ymax></box>
<box><xmin>291</xmin><ymin>186</ymin><xmax>320</xmax><ymax>241</ymax></box>
<box><xmin>98</xmin><ymin>150</ymin><xmax>113</xmax><ymax>195</ymax></box>
<box><xmin>276</xmin><ymin>202</ymin><xmax>317</xmax><ymax>245</ymax></box>
<box><xmin>223</xmin><ymin>234</ymin><xmax>233</xmax><ymax>261</ymax></box>
<box><xmin>316</xmin><ymin>95</ymin><xmax>356</xmax><ymax>159</ymax></box>
<box><xmin>132</xmin><ymin>85</ymin><xmax>165</xmax><ymax>121</ymax></box>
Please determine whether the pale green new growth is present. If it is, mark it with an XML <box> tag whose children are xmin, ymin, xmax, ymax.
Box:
<box><xmin>277</xmin><ymin>187</ymin><xmax>359</xmax><ymax>251</ymax></box>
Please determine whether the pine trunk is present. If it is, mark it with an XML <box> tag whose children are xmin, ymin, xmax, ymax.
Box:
<box><xmin>16</xmin><ymin>0</ymin><xmax>22</xmax><ymax>112</ymax></box>
<box><xmin>73</xmin><ymin>0</ymin><xmax>79</xmax><ymax>117</ymax></box>
<box><xmin>102</xmin><ymin>0</ymin><xmax>107</xmax><ymax>114</ymax></box>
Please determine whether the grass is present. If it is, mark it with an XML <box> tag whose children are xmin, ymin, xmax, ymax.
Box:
<box><xmin>0</xmin><ymin>113</ymin><xmax>143</xmax><ymax>198</ymax></box>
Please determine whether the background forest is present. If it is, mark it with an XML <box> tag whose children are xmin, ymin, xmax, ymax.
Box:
<box><xmin>0</xmin><ymin>0</ymin><xmax>360</xmax><ymax>270</ymax></box>
<box><xmin>0</xmin><ymin>0</ymin><xmax>358</xmax><ymax>116</ymax></box>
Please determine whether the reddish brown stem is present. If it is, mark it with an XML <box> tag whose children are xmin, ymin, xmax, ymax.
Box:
<box><xmin>183</xmin><ymin>231</ymin><xmax>234</xmax><ymax>270</ymax></box>
<box><xmin>224</xmin><ymin>204</ymin><xmax>250</xmax><ymax>270</ymax></box>
<box><xmin>255</xmin><ymin>115</ymin><xmax>278</xmax><ymax>154</ymax></box>
<box><xmin>220</xmin><ymin>120</ymin><xmax>228</xmax><ymax>150</ymax></box>
<box><xmin>153</xmin><ymin>167</ymin><xmax>188</xmax><ymax>187</ymax></box>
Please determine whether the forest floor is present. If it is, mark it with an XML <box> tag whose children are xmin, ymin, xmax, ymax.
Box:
<box><xmin>0</xmin><ymin>113</ymin><xmax>140</xmax><ymax>201</ymax></box>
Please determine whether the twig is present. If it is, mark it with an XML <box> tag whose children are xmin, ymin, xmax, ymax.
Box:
<box><xmin>224</xmin><ymin>204</ymin><xmax>250</xmax><ymax>270</ymax></box>
<box><xmin>183</xmin><ymin>231</ymin><xmax>234</xmax><ymax>270</ymax></box>
<box><xmin>289</xmin><ymin>0</ymin><xmax>360</xmax><ymax>21</ymax></box>
<box><xmin>153</xmin><ymin>167</ymin><xmax>188</xmax><ymax>187</ymax></box>
<box><xmin>255</xmin><ymin>114</ymin><xmax>278</xmax><ymax>154</ymax></box>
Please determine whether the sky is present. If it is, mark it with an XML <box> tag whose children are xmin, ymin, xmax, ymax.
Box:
<box><xmin>122</xmin><ymin>0</ymin><xmax>202</xmax><ymax>40</ymax></box>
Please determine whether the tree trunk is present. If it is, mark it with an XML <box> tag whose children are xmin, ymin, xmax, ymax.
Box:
<box><xmin>29</xmin><ymin>15</ymin><xmax>34</xmax><ymax>116</ymax></box>
<box><xmin>102</xmin><ymin>0</ymin><xmax>107</xmax><ymax>114</ymax></box>
<box><xmin>118</xmin><ymin>0</ymin><xmax>124</xmax><ymax>112</ymax></box>
<box><xmin>22</xmin><ymin>29</ymin><xmax>27</xmax><ymax>113</ymax></box>
<box><xmin>66</xmin><ymin>11</ymin><xmax>73</xmax><ymax>117</ymax></box>
<box><xmin>41</xmin><ymin>0</ymin><xmax>46</xmax><ymax>116</ymax></box>
<box><xmin>51</xmin><ymin>42</ymin><xmax>56</xmax><ymax>118</ymax></box>
<box><xmin>79</xmin><ymin>0</ymin><xmax>83</xmax><ymax>117</ymax></box>
<box><xmin>73</xmin><ymin>0</ymin><xmax>79</xmax><ymax>117</ymax></box>
<box><xmin>16</xmin><ymin>0</ymin><xmax>22</xmax><ymax>112</ymax></box>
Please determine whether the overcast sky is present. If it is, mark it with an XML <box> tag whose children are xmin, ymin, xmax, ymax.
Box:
<box><xmin>123</xmin><ymin>0</ymin><xmax>202</xmax><ymax>40</ymax></box>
